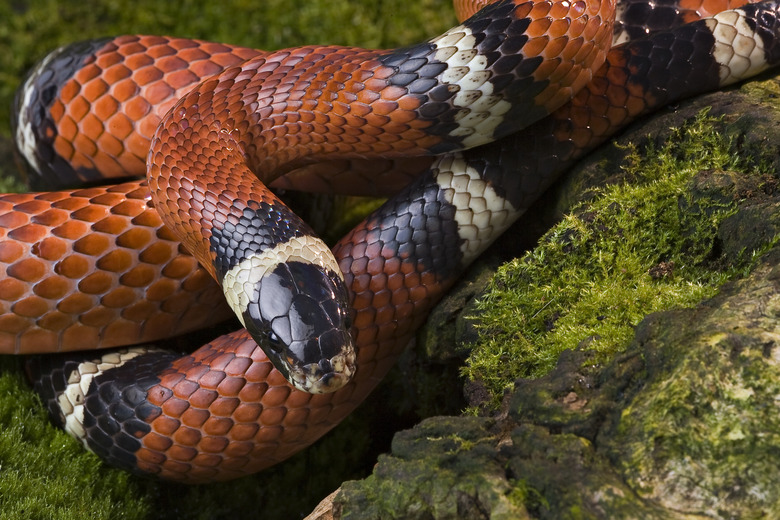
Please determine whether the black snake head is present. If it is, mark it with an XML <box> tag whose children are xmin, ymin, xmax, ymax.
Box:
<box><xmin>242</xmin><ymin>260</ymin><xmax>356</xmax><ymax>394</ymax></box>
<box><xmin>210</xmin><ymin>205</ymin><xmax>356</xmax><ymax>394</ymax></box>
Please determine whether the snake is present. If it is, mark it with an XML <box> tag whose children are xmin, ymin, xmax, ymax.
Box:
<box><xmin>5</xmin><ymin>0</ymin><xmax>780</xmax><ymax>482</ymax></box>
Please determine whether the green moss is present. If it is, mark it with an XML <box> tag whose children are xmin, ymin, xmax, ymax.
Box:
<box><xmin>740</xmin><ymin>75</ymin><xmax>780</xmax><ymax>108</ymax></box>
<box><xmin>602</xmin><ymin>248</ymin><xmax>780</xmax><ymax>515</ymax></box>
<box><xmin>507</xmin><ymin>479</ymin><xmax>548</xmax><ymax>513</ymax></box>
<box><xmin>336</xmin><ymin>417</ymin><xmax>530</xmax><ymax>520</ymax></box>
<box><xmin>0</xmin><ymin>357</ymin><xmax>151</xmax><ymax>520</ymax></box>
<box><xmin>618</xmin><ymin>332</ymin><xmax>780</xmax><ymax>485</ymax></box>
<box><xmin>463</xmin><ymin>110</ymin><xmax>779</xmax><ymax>407</ymax></box>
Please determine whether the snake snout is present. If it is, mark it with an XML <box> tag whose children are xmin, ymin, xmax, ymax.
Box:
<box><xmin>245</xmin><ymin>260</ymin><xmax>356</xmax><ymax>393</ymax></box>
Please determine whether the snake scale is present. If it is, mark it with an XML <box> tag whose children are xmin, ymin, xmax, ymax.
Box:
<box><xmin>4</xmin><ymin>0</ymin><xmax>780</xmax><ymax>482</ymax></box>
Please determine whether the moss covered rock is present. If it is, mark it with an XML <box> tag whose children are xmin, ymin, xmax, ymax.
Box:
<box><xmin>605</xmin><ymin>251</ymin><xmax>780</xmax><ymax>517</ymax></box>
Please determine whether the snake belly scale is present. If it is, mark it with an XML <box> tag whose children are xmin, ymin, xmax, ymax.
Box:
<box><xmin>7</xmin><ymin>0</ymin><xmax>780</xmax><ymax>482</ymax></box>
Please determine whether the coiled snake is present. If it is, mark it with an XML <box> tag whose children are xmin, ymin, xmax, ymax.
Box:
<box><xmin>5</xmin><ymin>0</ymin><xmax>780</xmax><ymax>482</ymax></box>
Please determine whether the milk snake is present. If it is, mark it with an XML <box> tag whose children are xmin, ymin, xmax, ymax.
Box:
<box><xmin>5</xmin><ymin>0</ymin><xmax>780</xmax><ymax>482</ymax></box>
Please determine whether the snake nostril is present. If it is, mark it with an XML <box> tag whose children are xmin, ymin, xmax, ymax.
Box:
<box><xmin>318</xmin><ymin>358</ymin><xmax>333</xmax><ymax>374</ymax></box>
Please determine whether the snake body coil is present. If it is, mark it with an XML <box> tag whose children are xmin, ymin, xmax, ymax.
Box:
<box><xmin>7</xmin><ymin>0</ymin><xmax>780</xmax><ymax>482</ymax></box>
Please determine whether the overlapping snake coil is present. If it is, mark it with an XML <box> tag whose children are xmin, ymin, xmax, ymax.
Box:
<box><xmin>4</xmin><ymin>0</ymin><xmax>780</xmax><ymax>482</ymax></box>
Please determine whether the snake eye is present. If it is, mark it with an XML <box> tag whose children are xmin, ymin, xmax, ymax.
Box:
<box><xmin>265</xmin><ymin>330</ymin><xmax>283</xmax><ymax>354</ymax></box>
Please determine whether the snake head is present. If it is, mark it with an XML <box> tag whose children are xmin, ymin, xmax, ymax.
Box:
<box><xmin>217</xmin><ymin>228</ymin><xmax>356</xmax><ymax>394</ymax></box>
<box><xmin>242</xmin><ymin>260</ymin><xmax>356</xmax><ymax>394</ymax></box>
